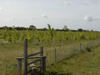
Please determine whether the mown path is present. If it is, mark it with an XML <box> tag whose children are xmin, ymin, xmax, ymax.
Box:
<box><xmin>46</xmin><ymin>45</ymin><xmax>100</xmax><ymax>75</ymax></box>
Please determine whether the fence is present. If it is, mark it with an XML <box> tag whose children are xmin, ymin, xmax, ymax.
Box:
<box><xmin>16</xmin><ymin>39</ymin><xmax>100</xmax><ymax>75</ymax></box>
<box><xmin>44</xmin><ymin>41</ymin><xmax>100</xmax><ymax>65</ymax></box>
<box><xmin>16</xmin><ymin>39</ymin><xmax>47</xmax><ymax>75</ymax></box>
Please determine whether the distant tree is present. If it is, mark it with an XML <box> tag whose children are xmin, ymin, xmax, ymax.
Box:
<box><xmin>29</xmin><ymin>25</ymin><xmax>36</xmax><ymax>30</ymax></box>
<box><xmin>8</xmin><ymin>27</ymin><xmax>12</xmax><ymax>30</ymax></box>
<box><xmin>15</xmin><ymin>27</ymin><xmax>26</xmax><ymax>30</ymax></box>
<box><xmin>86</xmin><ymin>30</ymin><xmax>89</xmax><ymax>32</ymax></box>
<box><xmin>12</xmin><ymin>25</ymin><xmax>16</xmax><ymax>30</ymax></box>
<box><xmin>48</xmin><ymin>24</ymin><xmax>51</xmax><ymax>30</ymax></box>
<box><xmin>91</xmin><ymin>29</ymin><xmax>94</xmax><ymax>32</ymax></box>
<box><xmin>12</xmin><ymin>25</ymin><xmax>15</xmax><ymax>29</ymax></box>
<box><xmin>63</xmin><ymin>25</ymin><xmax>68</xmax><ymax>30</ymax></box>
<box><xmin>43</xmin><ymin>28</ymin><xmax>48</xmax><ymax>31</ymax></box>
<box><xmin>3</xmin><ymin>26</ymin><xmax>8</xmax><ymax>29</ymax></box>
<box><xmin>78</xmin><ymin>28</ymin><xmax>83</xmax><ymax>32</ymax></box>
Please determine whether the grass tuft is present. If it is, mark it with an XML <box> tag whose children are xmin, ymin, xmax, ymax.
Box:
<box><xmin>0</xmin><ymin>41</ymin><xmax>4</xmax><ymax>45</ymax></box>
<box><xmin>66</xmin><ymin>72</ymin><xmax>73</xmax><ymax>75</ymax></box>
<box><xmin>85</xmin><ymin>46</ymin><xmax>91</xmax><ymax>52</ymax></box>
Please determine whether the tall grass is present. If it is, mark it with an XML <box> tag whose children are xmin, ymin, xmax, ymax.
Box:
<box><xmin>0</xmin><ymin>38</ymin><xmax>100</xmax><ymax>75</ymax></box>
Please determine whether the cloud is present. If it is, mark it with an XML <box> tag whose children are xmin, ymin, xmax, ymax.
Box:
<box><xmin>58</xmin><ymin>1</ymin><xmax>70</xmax><ymax>6</ymax></box>
<box><xmin>21</xmin><ymin>17</ymin><xmax>25</xmax><ymax>20</ymax></box>
<box><xmin>11</xmin><ymin>17</ymin><xmax>16</xmax><ymax>20</ymax></box>
<box><xmin>94</xmin><ymin>19</ymin><xmax>100</xmax><ymax>21</ymax></box>
<box><xmin>6</xmin><ymin>1</ymin><xmax>10</xmax><ymax>4</ymax></box>
<box><xmin>63</xmin><ymin>1</ymin><xmax>70</xmax><ymax>5</ymax></box>
<box><xmin>0</xmin><ymin>7</ymin><xmax>4</xmax><ymax>11</ymax></box>
<box><xmin>3</xmin><ymin>18</ymin><xmax>10</xmax><ymax>22</ymax></box>
<box><xmin>41</xmin><ymin>14</ymin><xmax>47</xmax><ymax>18</ymax></box>
<box><xmin>82</xmin><ymin>2</ymin><xmax>89</xmax><ymax>6</ymax></box>
<box><xmin>92</xmin><ymin>0</ymin><xmax>97</xmax><ymax>3</ymax></box>
<box><xmin>3</xmin><ymin>17</ymin><xmax>16</xmax><ymax>22</ymax></box>
<box><xmin>84</xmin><ymin>15</ymin><xmax>93</xmax><ymax>22</ymax></box>
<box><xmin>27</xmin><ymin>17</ymin><xmax>37</xmax><ymax>22</ymax></box>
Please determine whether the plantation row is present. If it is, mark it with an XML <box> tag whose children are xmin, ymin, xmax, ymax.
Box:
<box><xmin>0</xmin><ymin>29</ymin><xmax>100</xmax><ymax>43</ymax></box>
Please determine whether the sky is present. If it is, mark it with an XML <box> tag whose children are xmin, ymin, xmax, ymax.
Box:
<box><xmin>0</xmin><ymin>0</ymin><xmax>100</xmax><ymax>31</ymax></box>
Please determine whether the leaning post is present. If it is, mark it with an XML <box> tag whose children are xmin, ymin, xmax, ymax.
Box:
<box><xmin>80</xmin><ymin>43</ymin><xmax>82</xmax><ymax>51</ymax></box>
<box><xmin>24</xmin><ymin>39</ymin><xmax>28</xmax><ymax>75</ymax></box>
<box><xmin>54</xmin><ymin>49</ymin><xmax>56</xmax><ymax>62</ymax></box>
<box><xmin>43</xmin><ymin>56</ymin><xmax>47</xmax><ymax>72</ymax></box>
<box><xmin>40</xmin><ymin>46</ymin><xmax>43</xmax><ymax>71</ymax></box>
<box><xmin>16</xmin><ymin>58</ymin><xmax>22</xmax><ymax>75</ymax></box>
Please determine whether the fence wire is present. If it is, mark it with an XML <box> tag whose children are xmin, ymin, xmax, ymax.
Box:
<box><xmin>45</xmin><ymin>41</ymin><xmax>100</xmax><ymax>66</ymax></box>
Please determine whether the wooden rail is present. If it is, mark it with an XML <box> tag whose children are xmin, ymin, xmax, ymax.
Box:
<box><xmin>16</xmin><ymin>38</ymin><xmax>47</xmax><ymax>75</ymax></box>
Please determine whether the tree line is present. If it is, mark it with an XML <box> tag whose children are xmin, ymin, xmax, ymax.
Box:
<box><xmin>0</xmin><ymin>25</ymin><xmax>36</xmax><ymax>30</ymax></box>
<box><xmin>0</xmin><ymin>25</ymin><xmax>96</xmax><ymax>32</ymax></box>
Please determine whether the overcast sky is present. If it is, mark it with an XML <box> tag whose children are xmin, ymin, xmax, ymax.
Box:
<box><xmin>0</xmin><ymin>0</ymin><xmax>100</xmax><ymax>31</ymax></box>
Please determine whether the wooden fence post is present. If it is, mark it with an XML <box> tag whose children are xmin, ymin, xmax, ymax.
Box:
<box><xmin>80</xmin><ymin>43</ymin><xmax>81</xmax><ymax>51</ymax></box>
<box><xmin>16</xmin><ymin>58</ymin><xmax>22</xmax><ymax>75</ymax></box>
<box><xmin>40</xmin><ymin>46</ymin><xmax>43</xmax><ymax>71</ymax></box>
<box><xmin>54</xmin><ymin>49</ymin><xmax>56</xmax><ymax>62</ymax></box>
<box><xmin>24</xmin><ymin>39</ymin><xmax>28</xmax><ymax>75</ymax></box>
<box><xmin>43</xmin><ymin>57</ymin><xmax>46</xmax><ymax>72</ymax></box>
<box><xmin>73</xmin><ymin>47</ymin><xmax>75</xmax><ymax>52</ymax></box>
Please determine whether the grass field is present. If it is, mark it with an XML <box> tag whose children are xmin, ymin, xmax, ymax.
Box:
<box><xmin>45</xmin><ymin>44</ymin><xmax>100</xmax><ymax>75</ymax></box>
<box><xmin>0</xmin><ymin>39</ymin><xmax>100</xmax><ymax>75</ymax></box>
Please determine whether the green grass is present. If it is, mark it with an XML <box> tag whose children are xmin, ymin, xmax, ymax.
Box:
<box><xmin>0</xmin><ymin>39</ymin><xmax>100</xmax><ymax>75</ymax></box>
<box><xmin>46</xmin><ymin>45</ymin><xmax>100</xmax><ymax>75</ymax></box>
